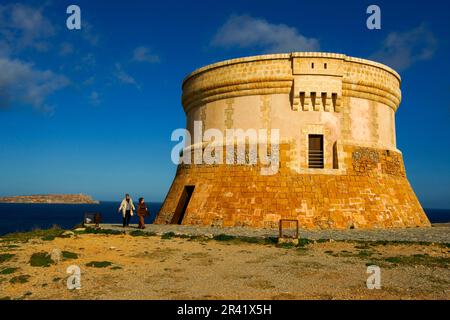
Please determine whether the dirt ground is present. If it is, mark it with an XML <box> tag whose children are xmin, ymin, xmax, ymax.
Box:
<box><xmin>0</xmin><ymin>233</ymin><xmax>449</xmax><ymax>300</ymax></box>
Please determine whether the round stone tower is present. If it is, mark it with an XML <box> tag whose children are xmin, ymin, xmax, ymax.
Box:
<box><xmin>155</xmin><ymin>52</ymin><xmax>430</xmax><ymax>229</ymax></box>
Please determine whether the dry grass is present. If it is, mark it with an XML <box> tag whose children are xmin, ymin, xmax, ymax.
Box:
<box><xmin>0</xmin><ymin>231</ymin><xmax>448</xmax><ymax>300</ymax></box>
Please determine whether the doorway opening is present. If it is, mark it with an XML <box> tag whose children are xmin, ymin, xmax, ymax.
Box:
<box><xmin>171</xmin><ymin>185</ymin><xmax>195</xmax><ymax>224</ymax></box>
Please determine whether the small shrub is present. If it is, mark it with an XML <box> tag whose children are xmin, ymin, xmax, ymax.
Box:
<box><xmin>161</xmin><ymin>232</ymin><xmax>176</xmax><ymax>240</ymax></box>
<box><xmin>76</xmin><ymin>227</ymin><xmax>122</xmax><ymax>235</ymax></box>
<box><xmin>1</xmin><ymin>227</ymin><xmax>65</xmax><ymax>243</ymax></box>
<box><xmin>383</xmin><ymin>254</ymin><xmax>450</xmax><ymax>268</ymax></box>
<box><xmin>129</xmin><ymin>230</ymin><xmax>147</xmax><ymax>237</ymax></box>
<box><xmin>186</xmin><ymin>235</ymin><xmax>206</xmax><ymax>241</ymax></box>
<box><xmin>213</xmin><ymin>234</ymin><xmax>235</xmax><ymax>242</ymax></box>
<box><xmin>86</xmin><ymin>261</ymin><xmax>112</xmax><ymax>268</ymax></box>
<box><xmin>265</xmin><ymin>237</ymin><xmax>278</xmax><ymax>245</ymax></box>
<box><xmin>276</xmin><ymin>242</ymin><xmax>295</xmax><ymax>249</ymax></box>
<box><xmin>29</xmin><ymin>252</ymin><xmax>54</xmax><ymax>267</ymax></box>
<box><xmin>111</xmin><ymin>266</ymin><xmax>122</xmax><ymax>270</ymax></box>
<box><xmin>3</xmin><ymin>244</ymin><xmax>20</xmax><ymax>249</ymax></box>
<box><xmin>62</xmin><ymin>251</ymin><xmax>78</xmax><ymax>260</ymax></box>
<box><xmin>297</xmin><ymin>238</ymin><xmax>312</xmax><ymax>247</ymax></box>
<box><xmin>366</xmin><ymin>262</ymin><xmax>378</xmax><ymax>267</ymax></box>
<box><xmin>239</xmin><ymin>237</ymin><xmax>265</xmax><ymax>244</ymax></box>
<box><xmin>41</xmin><ymin>235</ymin><xmax>56</xmax><ymax>241</ymax></box>
<box><xmin>10</xmin><ymin>275</ymin><xmax>30</xmax><ymax>284</ymax></box>
<box><xmin>357</xmin><ymin>250</ymin><xmax>374</xmax><ymax>258</ymax></box>
<box><xmin>0</xmin><ymin>253</ymin><xmax>15</xmax><ymax>263</ymax></box>
<box><xmin>385</xmin><ymin>257</ymin><xmax>402</xmax><ymax>264</ymax></box>
<box><xmin>0</xmin><ymin>267</ymin><xmax>19</xmax><ymax>275</ymax></box>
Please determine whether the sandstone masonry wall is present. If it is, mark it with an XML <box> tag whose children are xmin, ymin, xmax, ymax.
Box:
<box><xmin>156</xmin><ymin>52</ymin><xmax>430</xmax><ymax>229</ymax></box>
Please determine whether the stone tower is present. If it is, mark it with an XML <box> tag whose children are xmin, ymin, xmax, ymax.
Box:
<box><xmin>155</xmin><ymin>52</ymin><xmax>430</xmax><ymax>229</ymax></box>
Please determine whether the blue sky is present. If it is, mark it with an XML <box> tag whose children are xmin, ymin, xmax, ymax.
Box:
<box><xmin>0</xmin><ymin>0</ymin><xmax>449</xmax><ymax>208</ymax></box>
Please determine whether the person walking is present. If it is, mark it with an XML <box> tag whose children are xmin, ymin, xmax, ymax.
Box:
<box><xmin>118</xmin><ymin>194</ymin><xmax>135</xmax><ymax>227</ymax></box>
<box><xmin>137</xmin><ymin>197</ymin><xmax>149</xmax><ymax>229</ymax></box>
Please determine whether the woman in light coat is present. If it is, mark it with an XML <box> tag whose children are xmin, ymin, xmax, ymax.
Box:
<box><xmin>118</xmin><ymin>194</ymin><xmax>135</xmax><ymax>227</ymax></box>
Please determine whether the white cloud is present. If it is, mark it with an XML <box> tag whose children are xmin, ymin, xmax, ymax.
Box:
<box><xmin>81</xmin><ymin>21</ymin><xmax>100</xmax><ymax>46</ymax></box>
<box><xmin>59</xmin><ymin>42</ymin><xmax>74</xmax><ymax>56</ymax></box>
<box><xmin>82</xmin><ymin>76</ymin><xmax>95</xmax><ymax>86</ymax></box>
<box><xmin>89</xmin><ymin>91</ymin><xmax>101</xmax><ymax>106</ymax></box>
<box><xmin>371</xmin><ymin>24</ymin><xmax>437</xmax><ymax>71</ymax></box>
<box><xmin>0</xmin><ymin>3</ymin><xmax>55</xmax><ymax>52</ymax></box>
<box><xmin>132</xmin><ymin>46</ymin><xmax>160</xmax><ymax>63</ymax></box>
<box><xmin>114</xmin><ymin>63</ymin><xmax>140</xmax><ymax>89</ymax></box>
<box><xmin>0</xmin><ymin>57</ymin><xmax>69</xmax><ymax>112</ymax></box>
<box><xmin>211</xmin><ymin>15</ymin><xmax>319</xmax><ymax>53</ymax></box>
<box><xmin>82</xmin><ymin>53</ymin><xmax>96</xmax><ymax>67</ymax></box>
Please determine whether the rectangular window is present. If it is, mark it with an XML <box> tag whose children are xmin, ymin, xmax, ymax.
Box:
<box><xmin>308</xmin><ymin>135</ymin><xmax>324</xmax><ymax>169</ymax></box>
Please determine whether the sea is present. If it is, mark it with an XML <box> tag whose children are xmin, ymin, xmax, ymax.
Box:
<box><xmin>0</xmin><ymin>203</ymin><xmax>448</xmax><ymax>236</ymax></box>
<box><xmin>0</xmin><ymin>202</ymin><xmax>161</xmax><ymax>236</ymax></box>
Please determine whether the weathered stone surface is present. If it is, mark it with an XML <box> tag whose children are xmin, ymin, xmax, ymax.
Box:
<box><xmin>62</xmin><ymin>231</ymin><xmax>75</xmax><ymax>237</ymax></box>
<box><xmin>156</xmin><ymin>52</ymin><xmax>430</xmax><ymax>230</ymax></box>
<box><xmin>50</xmin><ymin>248</ymin><xmax>62</xmax><ymax>264</ymax></box>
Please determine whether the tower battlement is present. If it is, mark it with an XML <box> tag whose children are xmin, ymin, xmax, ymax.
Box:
<box><xmin>182</xmin><ymin>52</ymin><xmax>401</xmax><ymax>113</ymax></box>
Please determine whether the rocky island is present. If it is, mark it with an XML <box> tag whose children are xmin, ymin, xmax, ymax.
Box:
<box><xmin>0</xmin><ymin>194</ymin><xmax>99</xmax><ymax>204</ymax></box>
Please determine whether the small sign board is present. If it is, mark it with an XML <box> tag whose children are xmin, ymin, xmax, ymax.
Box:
<box><xmin>278</xmin><ymin>219</ymin><xmax>299</xmax><ymax>239</ymax></box>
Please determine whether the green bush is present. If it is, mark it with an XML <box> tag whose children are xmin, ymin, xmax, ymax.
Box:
<box><xmin>1</xmin><ymin>227</ymin><xmax>64</xmax><ymax>243</ymax></box>
<box><xmin>75</xmin><ymin>227</ymin><xmax>122</xmax><ymax>235</ymax></box>
<box><xmin>10</xmin><ymin>275</ymin><xmax>30</xmax><ymax>284</ymax></box>
<box><xmin>129</xmin><ymin>230</ymin><xmax>147</xmax><ymax>237</ymax></box>
<box><xmin>0</xmin><ymin>253</ymin><xmax>15</xmax><ymax>263</ymax></box>
<box><xmin>0</xmin><ymin>267</ymin><xmax>18</xmax><ymax>275</ymax></box>
<box><xmin>161</xmin><ymin>232</ymin><xmax>176</xmax><ymax>239</ymax></box>
<box><xmin>62</xmin><ymin>251</ymin><xmax>78</xmax><ymax>259</ymax></box>
<box><xmin>276</xmin><ymin>242</ymin><xmax>296</xmax><ymax>249</ymax></box>
<box><xmin>297</xmin><ymin>238</ymin><xmax>313</xmax><ymax>247</ymax></box>
<box><xmin>383</xmin><ymin>254</ymin><xmax>450</xmax><ymax>267</ymax></box>
<box><xmin>29</xmin><ymin>252</ymin><xmax>54</xmax><ymax>267</ymax></box>
<box><xmin>213</xmin><ymin>234</ymin><xmax>236</xmax><ymax>241</ymax></box>
<box><xmin>86</xmin><ymin>261</ymin><xmax>112</xmax><ymax>268</ymax></box>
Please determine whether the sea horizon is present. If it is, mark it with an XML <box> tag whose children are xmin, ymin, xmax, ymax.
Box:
<box><xmin>0</xmin><ymin>202</ymin><xmax>448</xmax><ymax>236</ymax></box>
